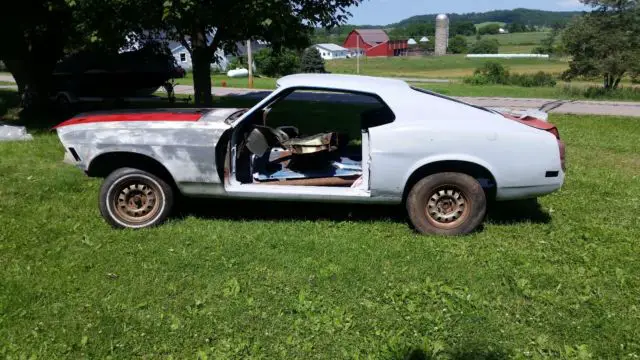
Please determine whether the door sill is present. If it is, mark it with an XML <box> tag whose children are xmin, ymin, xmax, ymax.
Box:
<box><xmin>224</xmin><ymin>184</ymin><xmax>371</xmax><ymax>202</ymax></box>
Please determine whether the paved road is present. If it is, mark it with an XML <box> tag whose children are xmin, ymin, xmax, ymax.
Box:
<box><xmin>3</xmin><ymin>75</ymin><xmax>640</xmax><ymax>117</ymax></box>
<box><xmin>174</xmin><ymin>85</ymin><xmax>640</xmax><ymax>117</ymax></box>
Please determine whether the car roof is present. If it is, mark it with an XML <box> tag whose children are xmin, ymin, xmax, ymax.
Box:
<box><xmin>276</xmin><ymin>74</ymin><xmax>410</xmax><ymax>95</ymax></box>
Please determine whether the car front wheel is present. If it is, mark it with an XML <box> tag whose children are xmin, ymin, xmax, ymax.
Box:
<box><xmin>99</xmin><ymin>168</ymin><xmax>174</xmax><ymax>229</ymax></box>
<box><xmin>406</xmin><ymin>172</ymin><xmax>487</xmax><ymax>236</ymax></box>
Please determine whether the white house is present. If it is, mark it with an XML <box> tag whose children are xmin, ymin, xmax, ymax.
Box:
<box><xmin>498</xmin><ymin>28</ymin><xmax>509</xmax><ymax>34</ymax></box>
<box><xmin>407</xmin><ymin>38</ymin><xmax>417</xmax><ymax>46</ymax></box>
<box><xmin>313</xmin><ymin>43</ymin><xmax>349</xmax><ymax>60</ymax></box>
<box><xmin>419</xmin><ymin>36</ymin><xmax>429</xmax><ymax>43</ymax></box>
<box><xmin>170</xmin><ymin>39</ymin><xmax>268</xmax><ymax>71</ymax></box>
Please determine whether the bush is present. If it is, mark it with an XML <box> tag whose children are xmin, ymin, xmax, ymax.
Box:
<box><xmin>300</xmin><ymin>47</ymin><xmax>326</xmax><ymax>73</ymax></box>
<box><xmin>469</xmin><ymin>39</ymin><xmax>499</xmax><ymax>54</ymax></box>
<box><xmin>464</xmin><ymin>62</ymin><xmax>557</xmax><ymax>87</ymax></box>
<box><xmin>254</xmin><ymin>48</ymin><xmax>300</xmax><ymax>77</ymax></box>
<box><xmin>478</xmin><ymin>23</ymin><xmax>502</xmax><ymax>35</ymax></box>
<box><xmin>560</xmin><ymin>85</ymin><xmax>640</xmax><ymax>101</ymax></box>
<box><xmin>448</xmin><ymin>35</ymin><xmax>468</xmax><ymax>54</ymax></box>
<box><xmin>471</xmin><ymin>61</ymin><xmax>510</xmax><ymax>84</ymax></box>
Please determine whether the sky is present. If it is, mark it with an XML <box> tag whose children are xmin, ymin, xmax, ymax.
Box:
<box><xmin>347</xmin><ymin>0</ymin><xmax>588</xmax><ymax>25</ymax></box>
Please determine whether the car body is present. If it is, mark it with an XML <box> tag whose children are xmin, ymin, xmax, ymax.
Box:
<box><xmin>54</xmin><ymin>74</ymin><xmax>565</xmax><ymax>235</ymax></box>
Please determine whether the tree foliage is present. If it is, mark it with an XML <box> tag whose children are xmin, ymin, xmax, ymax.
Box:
<box><xmin>448</xmin><ymin>36</ymin><xmax>468</xmax><ymax>54</ymax></box>
<box><xmin>451</xmin><ymin>22</ymin><xmax>477</xmax><ymax>36</ymax></box>
<box><xmin>478</xmin><ymin>23</ymin><xmax>502</xmax><ymax>35</ymax></box>
<box><xmin>159</xmin><ymin>0</ymin><xmax>362</xmax><ymax>105</ymax></box>
<box><xmin>469</xmin><ymin>39</ymin><xmax>500</xmax><ymax>54</ymax></box>
<box><xmin>300</xmin><ymin>48</ymin><xmax>326</xmax><ymax>73</ymax></box>
<box><xmin>562</xmin><ymin>0</ymin><xmax>640</xmax><ymax>89</ymax></box>
<box><xmin>254</xmin><ymin>48</ymin><xmax>300</xmax><ymax>77</ymax></box>
<box><xmin>393</xmin><ymin>8</ymin><xmax>581</xmax><ymax>29</ymax></box>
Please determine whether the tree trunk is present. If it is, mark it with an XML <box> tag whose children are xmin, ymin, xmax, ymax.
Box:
<box><xmin>191</xmin><ymin>29</ymin><xmax>213</xmax><ymax>106</ymax></box>
<box><xmin>612</xmin><ymin>77</ymin><xmax>622</xmax><ymax>90</ymax></box>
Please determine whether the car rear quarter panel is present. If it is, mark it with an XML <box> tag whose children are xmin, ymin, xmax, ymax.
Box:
<box><xmin>57</xmin><ymin>121</ymin><xmax>228</xmax><ymax>186</ymax></box>
<box><xmin>370</xmin><ymin>91</ymin><xmax>563</xmax><ymax>200</ymax></box>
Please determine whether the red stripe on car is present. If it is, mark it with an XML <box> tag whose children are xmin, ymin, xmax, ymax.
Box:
<box><xmin>53</xmin><ymin>112</ymin><xmax>202</xmax><ymax>129</ymax></box>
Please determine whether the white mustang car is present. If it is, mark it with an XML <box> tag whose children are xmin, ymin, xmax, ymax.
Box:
<box><xmin>54</xmin><ymin>74</ymin><xmax>566</xmax><ymax>235</ymax></box>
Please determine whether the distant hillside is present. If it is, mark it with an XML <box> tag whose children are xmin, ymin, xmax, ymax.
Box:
<box><xmin>391</xmin><ymin>8</ymin><xmax>583</xmax><ymax>28</ymax></box>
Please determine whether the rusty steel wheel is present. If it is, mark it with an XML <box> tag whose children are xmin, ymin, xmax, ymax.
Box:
<box><xmin>406</xmin><ymin>172</ymin><xmax>487</xmax><ymax>236</ymax></box>
<box><xmin>99</xmin><ymin>168</ymin><xmax>174</xmax><ymax>229</ymax></box>
<box><xmin>425</xmin><ymin>186</ymin><xmax>471</xmax><ymax>229</ymax></box>
<box><xmin>113</xmin><ymin>181</ymin><xmax>161</xmax><ymax>224</ymax></box>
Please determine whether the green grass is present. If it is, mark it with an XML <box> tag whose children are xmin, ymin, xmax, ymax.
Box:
<box><xmin>325</xmin><ymin>55</ymin><xmax>568</xmax><ymax>79</ymax></box>
<box><xmin>175</xmin><ymin>73</ymin><xmax>277</xmax><ymax>89</ymax></box>
<box><xmin>1</xmin><ymin>88</ymin><xmax>640</xmax><ymax>358</ymax></box>
<box><xmin>466</xmin><ymin>32</ymin><xmax>551</xmax><ymax>47</ymax></box>
<box><xmin>474</xmin><ymin>22</ymin><xmax>506</xmax><ymax>30</ymax></box>
<box><xmin>0</xmin><ymin>81</ymin><xmax>15</xmax><ymax>86</ymax></box>
<box><xmin>413</xmin><ymin>82</ymin><xmax>640</xmax><ymax>101</ymax></box>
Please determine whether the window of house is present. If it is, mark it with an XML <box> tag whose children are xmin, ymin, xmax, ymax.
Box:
<box><xmin>180</xmin><ymin>53</ymin><xmax>186</xmax><ymax>62</ymax></box>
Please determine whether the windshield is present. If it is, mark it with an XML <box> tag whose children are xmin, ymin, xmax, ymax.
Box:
<box><xmin>410</xmin><ymin>86</ymin><xmax>496</xmax><ymax>114</ymax></box>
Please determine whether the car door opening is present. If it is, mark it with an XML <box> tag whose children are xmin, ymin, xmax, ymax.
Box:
<box><xmin>226</xmin><ymin>88</ymin><xmax>395</xmax><ymax>191</ymax></box>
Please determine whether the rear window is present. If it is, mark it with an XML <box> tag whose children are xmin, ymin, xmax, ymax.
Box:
<box><xmin>411</xmin><ymin>86</ymin><xmax>495</xmax><ymax>114</ymax></box>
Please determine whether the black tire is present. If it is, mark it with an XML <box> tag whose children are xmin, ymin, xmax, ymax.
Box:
<box><xmin>99</xmin><ymin>168</ymin><xmax>174</xmax><ymax>229</ymax></box>
<box><xmin>406</xmin><ymin>172</ymin><xmax>487</xmax><ymax>236</ymax></box>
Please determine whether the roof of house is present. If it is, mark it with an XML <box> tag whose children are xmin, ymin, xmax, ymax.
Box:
<box><xmin>314</xmin><ymin>43</ymin><xmax>349</xmax><ymax>52</ymax></box>
<box><xmin>354</xmin><ymin>29</ymin><xmax>389</xmax><ymax>46</ymax></box>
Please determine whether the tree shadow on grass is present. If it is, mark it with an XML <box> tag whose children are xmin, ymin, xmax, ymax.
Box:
<box><xmin>176</xmin><ymin>197</ymin><xmax>552</xmax><ymax>227</ymax></box>
<box><xmin>396</xmin><ymin>345</ymin><xmax>511</xmax><ymax>360</ymax></box>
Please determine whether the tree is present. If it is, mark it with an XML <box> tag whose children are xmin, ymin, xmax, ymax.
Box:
<box><xmin>562</xmin><ymin>0</ymin><xmax>640</xmax><ymax>89</ymax></box>
<box><xmin>0</xmin><ymin>0</ymin><xmax>160</xmax><ymax>109</ymax></box>
<box><xmin>160</xmin><ymin>0</ymin><xmax>363</xmax><ymax>105</ymax></box>
<box><xmin>254</xmin><ymin>48</ymin><xmax>300</xmax><ymax>77</ymax></box>
<box><xmin>451</xmin><ymin>22</ymin><xmax>476</xmax><ymax>36</ymax></box>
<box><xmin>300</xmin><ymin>48</ymin><xmax>326</xmax><ymax>73</ymax></box>
<box><xmin>478</xmin><ymin>23</ymin><xmax>502</xmax><ymax>35</ymax></box>
<box><xmin>506</xmin><ymin>22</ymin><xmax>528</xmax><ymax>33</ymax></box>
<box><xmin>448</xmin><ymin>36</ymin><xmax>468</xmax><ymax>54</ymax></box>
<box><xmin>469</xmin><ymin>39</ymin><xmax>500</xmax><ymax>54</ymax></box>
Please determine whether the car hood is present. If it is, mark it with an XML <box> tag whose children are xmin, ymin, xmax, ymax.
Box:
<box><xmin>53</xmin><ymin>108</ymin><xmax>246</xmax><ymax>130</ymax></box>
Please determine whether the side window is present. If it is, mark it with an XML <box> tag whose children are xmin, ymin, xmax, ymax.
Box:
<box><xmin>263</xmin><ymin>88</ymin><xmax>395</xmax><ymax>141</ymax></box>
<box><xmin>180</xmin><ymin>53</ymin><xmax>186</xmax><ymax>62</ymax></box>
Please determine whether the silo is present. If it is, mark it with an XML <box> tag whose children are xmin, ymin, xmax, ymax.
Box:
<box><xmin>435</xmin><ymin>14</ymin><xmax>449</xmax><ymax>56</ymax></box>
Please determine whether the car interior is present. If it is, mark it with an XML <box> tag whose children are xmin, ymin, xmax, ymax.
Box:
<box><xmin>228</xmin><ymin>89</ymin><xmax>395</xmax><ymax>189</ymax></box>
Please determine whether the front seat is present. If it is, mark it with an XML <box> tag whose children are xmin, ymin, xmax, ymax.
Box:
<box><xmin>245</xmin><ymin>125</ymin><xmax>290</xmax><ymax>156</ymax></box>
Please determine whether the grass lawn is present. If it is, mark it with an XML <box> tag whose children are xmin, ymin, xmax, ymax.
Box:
<box><xmin>0</xmin><ymin>81</ymin><xmax>16</xmax><ymax>86</ymax></box>
<box><xmin>325</xmin><ymin>55</ymin><xmax>568</xmax><ymax>79</ymax></box>
<box><xmin>1</xmin><ymin>88</ymin><xmax>640</xmax><ymax>358</ymax></box>
<box><xmin>175</xmin><ymin>73</ymin><xmax>277</xmax><ymax>89</ymax></box>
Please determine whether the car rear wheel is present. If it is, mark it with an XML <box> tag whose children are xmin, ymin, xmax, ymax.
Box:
<box><xmin>99</xmin><ymin>168</ymin><xmax>174</xmax><ymax>229</ymax></box>
<box><xmin>406</xmin><ymin>172</ymin><xmax>487</xmax><ymax>236</ymax></box>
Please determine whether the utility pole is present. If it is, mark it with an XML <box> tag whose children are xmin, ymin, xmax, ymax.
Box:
<box><xmin>247</xmin><ymin>40</ymin><xmax>254</xmax><ymax>89</ymax></box>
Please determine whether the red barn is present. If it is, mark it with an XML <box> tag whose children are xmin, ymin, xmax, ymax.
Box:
<box><xmin>343</xmin><ymin>29</ymin><xmax>408</xmax><ymax>57</ymax></box>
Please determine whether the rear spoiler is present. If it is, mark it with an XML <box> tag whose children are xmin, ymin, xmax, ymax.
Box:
<box><xmin>489</xmin><ymin>108</ymin><xmax>549</xmax><ymax>122</ymax></box>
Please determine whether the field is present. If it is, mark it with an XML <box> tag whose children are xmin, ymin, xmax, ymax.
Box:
<box><xmin>174</xmin><ymin>73</ymin><xmax>275</xmax><ymax>89</ymax></box>
<box><xmin>466</xmin><ymin>32</ymin><xmax>550</xmax><ymax>46</ymax></box>
<box><xmin>1</xmin><ymin>88</ymin><xmax>640</xmax><ymax>358</ymax></box>
<box><xmin>325</xmin><ymin>55</ymin><xmax>568</xmax><ymax>79</ymax></box>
